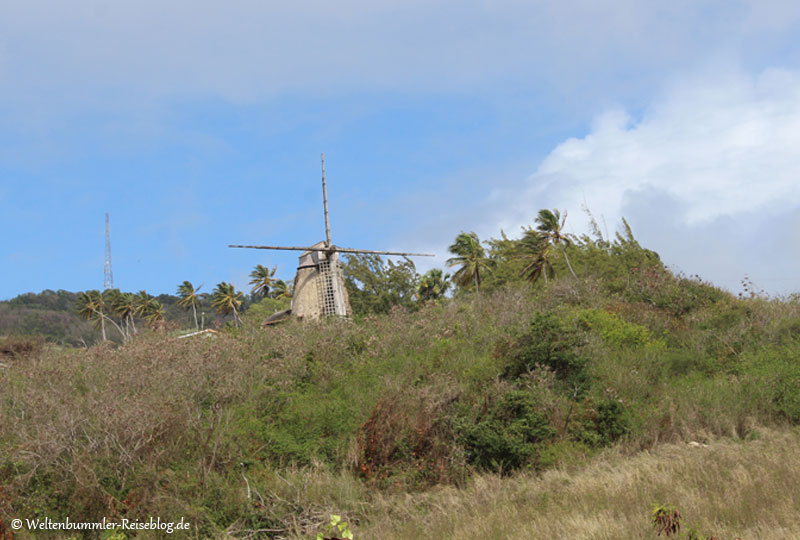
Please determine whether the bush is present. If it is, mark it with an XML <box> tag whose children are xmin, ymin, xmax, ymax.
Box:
<box><xmin>357</xmin><ymin>384</ymin><xmax>467</xmax><ymax>489</ymax></box>
<box><xmin>0</xmin><ymin>334</ymin><xmax>44</xmax><ymax>359</ymax></box>
<box><xmin>502</xmin><ymin>313</ymin><xmax>589</xmax><ymax>393</ymax></box>
<box><xmin>458</xmin><ymin>389</ymin><xmax>556</xmax><ymax>473</ymax></box>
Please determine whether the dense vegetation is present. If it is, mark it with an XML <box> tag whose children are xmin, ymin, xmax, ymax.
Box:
<box><xmin>2</xmin><ymin>215</ymin><xmax>800</xmax><ymax>539</ymax></box>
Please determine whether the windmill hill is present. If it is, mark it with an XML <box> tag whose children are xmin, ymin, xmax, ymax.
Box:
<box><xmin>2</xmin><ymin>204</ymin><xmax>800</xmax><ymax>540</ymax></box>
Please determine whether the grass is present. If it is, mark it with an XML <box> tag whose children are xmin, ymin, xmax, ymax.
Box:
<box><xmin>2</xmin><ymin>272</ymin><xmax>800</xmax><ymax>539</ymax></box>
<box><xmin>345</xmin><ymin>428</ymin><xmax>800</xmax><ymax>540</ymax></box>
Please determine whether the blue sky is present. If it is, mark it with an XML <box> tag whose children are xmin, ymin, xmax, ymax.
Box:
<box><xmin>3</xmin><ymin>0</ymin><xmax>800</xmax><ymax>300</ymax></box>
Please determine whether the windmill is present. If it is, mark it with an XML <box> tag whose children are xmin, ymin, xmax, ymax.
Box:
<box><xmin>229</xmin><ymin>154</ymin><xmax>434</xmax><ymax>321</ymax></box>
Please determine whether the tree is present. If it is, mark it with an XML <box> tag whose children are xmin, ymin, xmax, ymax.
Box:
<box><xmin>341</xmin><ymin>254</ymin><xmax>418</xmax><ymax>315</ymax></box>
<box><xmin>76</xmin><ymin>290</ymin><xmax>126</xmax><ymax>341</ymax></box>
<box><xmin>249</xmin><ymin>264</ymin><xmax>277</xmax><ymax>298</ymax></box>
<box><xmin>211</xmin><ymin>282</ymin><xmax>243</xmax><ymax>326</ymax></box>
<box><xmin>143</xmin><ymin>298</ymin><xmax>165</xmax><ymax>324</ymax></box>
<box><xmin>535</xmin><ymin>209</ymin><xmax>577</xmax><ymax>279</ymax></box>
<box><xmin>447</xmin><ymin>231</ymin><xmax>491</xmax><ymax>291</ymax></box>
<box><xmin>517</xmin><ymin>228</ymin><xmax>554</xmax><ymax>285</ymax></box>
<box><xmin>106</xmin><ymin>290</ymin><xmax>138</xmax><ymax>339</ymax></box>
<box><xmin>76</xmin><ymin>290</ymin><xmax>107</xmax><ymax>341</ymax></box>
<box><xmin>270</xmin><ymin>279</ymin><xmax>293</xmax><ymax>300</ymax></box>
<box><xmin>176</xmin><ymin>281</ymin><xmax>202</xmax><ymax>330</ymax></box>
<box><xmin>417</xmin><ymin>268</ymin><xmax>450</xmax><ymax>302</ymax></box>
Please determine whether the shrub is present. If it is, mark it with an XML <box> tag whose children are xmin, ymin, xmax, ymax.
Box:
<box><xmin>0</xmin><ymin>334</ymin><xmax>44</xmax><ymax>359</ymax></box>
<box><xmin>458</xmin><ymin>389</ymin><xmax>556</xmax><ymax>473</ymax></box>
<box><xmin>502</xmin><ymin>313</ymin><xmax>589</xmax><ymax>393</ymax></box>
<box><xmin>356</xmin><ymin>384</ymin><xmax>467</xmax><ymax>489</ymax></box>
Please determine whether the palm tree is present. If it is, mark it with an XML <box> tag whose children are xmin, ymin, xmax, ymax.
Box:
<box><xmin>176</xmin><ymin>281</ymin><xmax>202</xmax><ymax>330</ymax></box>
<box><xmin>103</xmin><ymin>289</ymin><xmax>139</xmax><ymax>339</ymax></box>
<box><xmin>77</xmin><ymin>290</ymin><xmax>107</xmax><ymax>341</ymax></box>
<box><xmin>249</xmin><ymin>264</ymin><xmax>277</xmax><ymax>298</ymax></box>
<box><xmin>270</xmin><ymin>279</ymin><xmax>293</xmax><ymax>300</ymax></box>
<box><xmin>133</xmin><ymin>290</ymin><xmax>151</xmax><ymax>318</ymax></box>
<box><xmin>212</xmin><ymin>282</ymin><xmax>243</xmax><ymax>326</ymax></box>
<box><xmin>517</xmin><ymin>228</ymin><xmax>555</xmax><ymax>285</ymax></box>
<box><xmin>447</xmin><ymin>231</ymin><xmax>491</xmax><ymax>291</ymax></box>
<box><xmin>417</xmin><ymin>268</ymin><xmax>450</xmax><ymax>301</ymax></box>
<box><xmin>143</xmin><ymin>298</ymin><xmax>165</xmax><ymax>324</ymax></box>
<box><xmin>77</xmin><ymin>290</ymin><xmax>126</xmax><ymax>341</ymax></box>
<box><xmin>535</xmin><ymin>209</ymin><xmax>578</xmax><ymax>279</ymax></box>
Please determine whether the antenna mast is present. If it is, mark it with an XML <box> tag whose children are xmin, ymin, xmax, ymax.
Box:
<box><xmin>104</xmin><ymin>212</ymin><xmax>114</xmax><ymax>290</ymax></box>
<box><xmin>321</xmin><ymin>153</ymin><xmax>332</xmax><ymax>248</ymax></box>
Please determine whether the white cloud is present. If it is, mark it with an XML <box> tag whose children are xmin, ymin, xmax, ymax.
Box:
<box><xmin>2</xmin><ymin>1</ymin><xmax>800</xmax><ymax>111</ymax></box>
<box><xmin>497</xmin><ymin>67</ymin><xmax>800</xmax><ymax>294</ymax></box>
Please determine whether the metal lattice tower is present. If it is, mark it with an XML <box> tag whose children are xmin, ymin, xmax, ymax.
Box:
<box><xmin>104</xmin><ymin>212</ymin><xmax>114</xmax><ymax>290</ymax></box>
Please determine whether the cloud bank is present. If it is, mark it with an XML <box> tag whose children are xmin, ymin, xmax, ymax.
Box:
<box><xmin>498</xmin><ymin>68</ymin><xmax>800</xmax><ymax>294</ymax></box>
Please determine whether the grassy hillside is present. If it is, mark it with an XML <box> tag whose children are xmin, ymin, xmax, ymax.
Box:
<box><xmin>2</xmin><ymin>261</ymin><xmax>800</xmax><ymax>539</ymax></box>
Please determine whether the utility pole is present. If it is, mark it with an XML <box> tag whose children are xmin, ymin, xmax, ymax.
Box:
<box><xmin>104</xmin><ymin>212</ymin><xmax>114</xmax><ymax>290</ymax></box>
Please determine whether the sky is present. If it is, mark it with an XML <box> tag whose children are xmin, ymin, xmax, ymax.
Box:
<box><xmin>3</xmin><ymin>0</ymin><xmax>800</xmax><ymax>300</ymax></box>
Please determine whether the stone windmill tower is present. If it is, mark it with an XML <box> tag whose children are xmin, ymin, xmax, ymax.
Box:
<box><xmin>229</xmin><ymin>155</ymin><xmax>433</xmax><ymax>320</ymax></box>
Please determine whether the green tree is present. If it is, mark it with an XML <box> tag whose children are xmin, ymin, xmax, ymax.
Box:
<box><xmin>535</xmin><ymin>209</ymin><xmax>577</xmax><ymax>279</ymax></box>
<box><xmin>143</xmin><ymin>298</ymin><xmax>165</xmax><ymax>324</ymax></box>
<box><xmin>341</xmin><ymin>254</ymin><xmax>418</xmax><ymax>315</ymax></box>
<box><xmin>100</xmin><ymin>289</ymin><xmax>138</xmax><ymax>341</ymax></box>
<box><xmin>211</xmin><ymin>282</ymin><xmax>243</xmax><ymax>326</ymax></box>
<box><xmin>416</xmin><ymin>268</ymin><xmax>450</xmax><ymax>302</ymax></box>
<box><xmin>176</xmin><ymin>281</ymin><xmax>202</xmax><ymax>330</ymax></box>
<box><xmin>518</xmin><ymin>228</ymin><xmax>554</xmax><ymax>285</ymax></box>
<box><xmin>447</xmin><ymin>231</ymin><xmax>491</xmax><ymax>292</ymax></box>
<box><xmin>270</xmin><ymin>279</ymin><xmax>293</xmax><ymax>300</ymax></box>
<box><xmin>76</xmin><ymin>290</ymin><xmax>107</xmax><ymax>341</ymax></box>
<box><xmin>249</xmin><ymin>264</ymin><xmax>277</xmax><ymax>298</ymax></box>
<box><xmin>76</xmin><ymin>290</ymin><xmax>126</xmax><ymax>341</ymax></box>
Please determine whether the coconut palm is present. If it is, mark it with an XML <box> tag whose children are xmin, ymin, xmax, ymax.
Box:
<box><xmin>133</xmin><ymin>290</ymin><xmax>151</xmax><ymax>318</ymax></box>
<box><xmin>176</xmin><ymin>281</ymin><xmax>202</xmax><ymax>330</ymax></box>
<box><xmin>518</xmin><ymin>228</ymin><xmax>555</xmax><ymax>285</ymax></box>
<box><xmin>76</xmin><ymin>290</ymin><xmax>107</xmax><ymax>341</ymax></box>
<box><xmin>105</xmin><ymin>289</ymin><xmax>138</xmax><ymax>339</ymax></box>
<box><xmin>447</xmin><ymin>231</ymin><xmax>491</xmax><ymax>291</ymax></box>
<box><xmin>270</xmin><ymin>279</ymin><xmax>293</xmax><ymax>300</ymax></box>
<box><xmin>417</xmin><ymin>268</ymin><xmax>450</xmax><ymax>301</ymax></box>
<box><xmin>212</xmin><ymin>282</ymin><xmax>243</xmax><ymax>326</ymax></box>
<box><xmin>143</xmin><ymin>298</ymin><xmax>165</xmax><ymax>324</ymax></box>
<box><xmin>535</xmin><ymin>209</ymin><xmax>578</xmax><ymax>279</ymax></box>
<box><xmin>249</xmin><ymin>264</ymin><xmax>277</xmax><ymax>298</ymax></box>
<box><xmin>77</xmin><ymin>290</ymin><xmax>126</xmax><ymax>341</ymax></box>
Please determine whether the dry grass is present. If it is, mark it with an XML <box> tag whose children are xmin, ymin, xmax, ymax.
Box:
<box><xmin>337</xmin><ymin>428</ymin><xmax>800</xmax><ymax>540</ymax></box>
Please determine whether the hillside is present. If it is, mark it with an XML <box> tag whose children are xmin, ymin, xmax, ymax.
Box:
<box><xmin>2</xmin><ymin>241</ymin><xmax>800</xmax><ymax>540</ymax></box>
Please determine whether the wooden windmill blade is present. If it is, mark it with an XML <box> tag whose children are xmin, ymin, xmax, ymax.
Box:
<box><xmin>228</xmin><ymin>244</ymin><xmax>434</xmax><ymax>257</ymax></box>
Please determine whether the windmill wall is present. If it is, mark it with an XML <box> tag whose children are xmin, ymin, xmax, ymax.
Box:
<box><xmin>291</xmin><ymin>243</ymin><xmax>352</xmax><ymax>320</ymax></box>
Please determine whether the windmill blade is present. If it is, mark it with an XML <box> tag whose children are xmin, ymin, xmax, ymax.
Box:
<box><xmin>229</xmin><ymin>244</ymin><xmax>321</xmax><ymax>251</ymax></box>
<box><xmin>332</xmin><ymin>247</ymin><xmax>434</xmax><ymax>257</ymax></box>
<box><xmin>228</xmin><ymin>244</ymin><xmax>434</xmax><ymax>257</ymax></box>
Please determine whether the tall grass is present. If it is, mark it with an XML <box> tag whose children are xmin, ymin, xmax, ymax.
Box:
<box><xmin>2</xmin><ymin>276</ymin><xmax>800</xmax><ymax>538</ymax></box>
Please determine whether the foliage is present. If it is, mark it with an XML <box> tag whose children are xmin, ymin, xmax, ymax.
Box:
<box><xmin>249</xmin><ymin>264</ymin><xmax>277</xmax><ymax>298</ymax></box>
<box><xmin>211</xmin><ymin>282</ymin><xmax>244</xmax><ymax>326</ymax></box>
<box><xmin>176</xmin><ymin>281</ymin><xmax>202</xmax><ymax>330</ymax></box>
<box><xmin>458</xmin><ymin>389</ymin><xmax>556</xmax><ymax>473</ymax></box>
<box><xmin>341</xmin><ymin>254</ymin><xmax>418</xmax><ymax>315</ymax></box>
<box><xmin>416</xmin><ymin>268</ymin><xmax>450</xmax><ymax>302</ymax></box>
<box><xmin>7</xmin><ymin>212</ymin><xmax>800</xmax><ymax>539</ymax></box>
<box><xmin>316</xmin><ymin>514</ymin><xmax>356</xmax><ymax>540</ymax></box>
<box><xmin>501</xmin><ymin>312</ymin><xmax>589</xmax><ymax>392</ymax></box>
<box><xmin>447</xmin><ymin>231</ymin><xmax>491</xmax><ymax>292</ymax></box>
<box><xmin>0</xmin><ymin>334</ymin><xmax>44</xmax><ymax>359</ymax></box>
